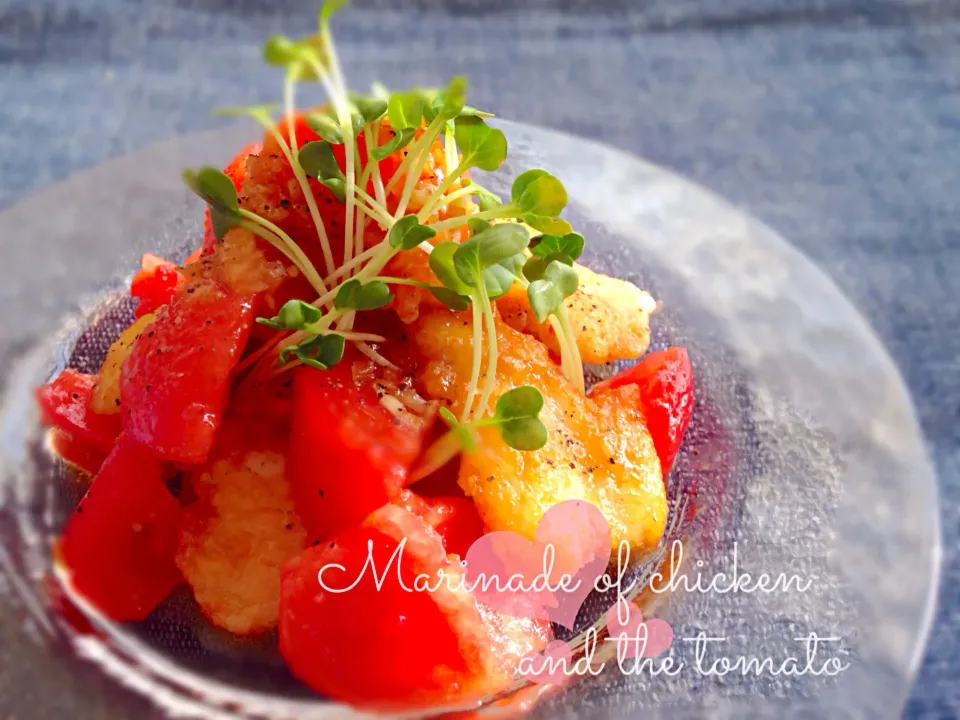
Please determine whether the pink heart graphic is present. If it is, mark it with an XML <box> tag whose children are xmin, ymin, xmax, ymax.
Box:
<box><xmin>605</xmin><ymin>601</ymin><xmax>674</xmax><ymax>658</ymax></box>
<box><xmin>464</xmin><ymin>500</ymin><xmax>611</xmax><ymax>629</ymax></box>
<box><xmin>517</xmin><ymin>640</ymin><xmax>574</xmax><ymax>685</ymax></box>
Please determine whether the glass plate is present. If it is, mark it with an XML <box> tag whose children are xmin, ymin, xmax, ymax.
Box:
<box><xmin>0</xmin><ymin>120</ymin><xmax>940</xmax><ymax>719</ymax></box>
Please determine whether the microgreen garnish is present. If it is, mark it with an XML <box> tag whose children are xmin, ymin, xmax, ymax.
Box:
<box><xmin>280</xmin><ymin>333</ymin><xmax>346</xmax><ymax>371</ymax></box>
<box><xmin>334</xmin><ymin>278</ymin><xmax>394</xmax><ymax>311</ymax></box>
<box><xmin>413</xmin><ymin>386</ymin><xmax>547</xmax><ymax>481</ymax></box>
<box><xmin>256</xmin><ymin>300</ymin><xmax>323</xmax><ymax>330</ymax></box>
<box><xmin>198</xmin><ymin>0</ymin><xmax>592</xmax><ymax>452</ymax></box>
<box><xmin>388</xmin><ymin>214</ymin><xmax>437</xmax><ymax>251</ymax></box>
<box><xmin>370</xmin><ymin>128</ymin><xmax>415</xmax><ymax>160</ymax></box>
<box><xmin>527</xmin><ymin>261</ymin><xmax>580</xmax><ymax>323</ymax></box>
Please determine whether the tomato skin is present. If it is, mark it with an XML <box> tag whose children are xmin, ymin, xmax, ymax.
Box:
<box><xmin>49</xmin><ymin>429</ymin><xmax>110</xmax><ymax>476</ymax></box>
<box><xmin>288</xmin><ymin>361</ymin><xmax>429</xmax><ymax>541</ymax></box>
<box><xmin>201</xmin><ymin>142</ymin><xmax>262</xmax><ymax>255</ymax></box>
<box><xmin>36</xmin><ymin>369</ymin><xmax>121</xmax><ymax>454</ymax></box>
<box><xmin>120</xmin><ymin>280</ymin><xmax>255</xmax><ymax>464</ymax></box>
<box><xmin>279</xmin><ymin>505</ymin><xmax>469</xmax><ymax>708</ymax></box>
<box><xmin>396</xmin><ymin>490</ymin><xmax>484</xmax><ymax>559</ymax></box>
<box><xmin>130</xmin><ymin>253</ymin><xmax>184</xmax><ymax>318</ymax></box>
<box><xmin>59</xmin><ymin>434</ymin><xmax>181</xmax><ymax>621</ymax></box>
<box><xmin>589</xmin><ymin>347</ymin><xmax>694</xmax><ymax>476</ymax></box>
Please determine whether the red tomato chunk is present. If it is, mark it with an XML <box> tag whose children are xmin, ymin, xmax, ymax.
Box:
<box><xmin>130</xmin><ymin>253</ymin><xmax>184</xmax><ymax>318</ymax></box>
<box><xmin>288</xmin><ymin>361</ymin><xmax>430</xmax><ymax>541</ymax></box>
<box><xmin>590</xmin><ymin>346</ymin><xmax>694</xmax><ymax>477</ymax></box>
<box><xmin>121</xmin><ymin>279</ymin><xmax>254</xmax><ymax>464</ymax></box>
<box><xmin>35</xmin><ymin>369</ymin><xmax>121</xmax><ymax>454</ymax></box>
<box><xmin>58</xmin><ymin>434</ymin><xmax>181</xmax><ymax>621</ymax></box>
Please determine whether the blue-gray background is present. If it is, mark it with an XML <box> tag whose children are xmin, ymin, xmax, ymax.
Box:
<box><xmin>0</xmin><ymin>0</ymin><xmax>956</xmax><ymax>716</ymax></box>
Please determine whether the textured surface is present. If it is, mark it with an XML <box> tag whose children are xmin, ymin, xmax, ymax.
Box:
<box><xmin>0</xmin><ymin>0</ymin><xmax>956</xmax><ymax>716</ymax></box>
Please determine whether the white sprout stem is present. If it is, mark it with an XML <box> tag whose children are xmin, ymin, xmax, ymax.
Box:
<box><xmin>418</xmin><ymin>159</ymin><xmax>469</xmax><ymax>220</ymax></box>
<box><xmin>354</xmin><ymin>187</ymin><xmax>395</xmax><ymax>228</ymax></box>
<box><xmin>461</xmin><ymin>298</ymin><xmax>484</xmax><ymax>422</ymax></box>
<box><xmin>554</xmin><ymin>306</ymin><xmax>585</xmax><ymax>394</ymax></box>
<box><xmin>428</xmin><ymin>206</ymin><xmax>518</xmax><ymax>232</ymax></box>
<box><xmin>266</xmin><ymin>98</ymin><xmax>337</xmax><ymax>277</ymax></box>
<box><xmin>354</xmin><ymin>341</ymin><xmax>399</xmax><ymax>368</ymax></box>
<box><xmin>384</xmin><ymin>119</ymin><xmax>446</xmax><ymax>196</ymax></box>
<box><xmin>444</xmin><ymin>122</ymin><xmax>458</xmax><ymax>176</ymax></box>
<box><xmin>410</xmin><ymin>430</ymin><xmax>463</xmax><ymax>483</ymax></box>
<box><xmin>238</xmin><ymin>213</ymin><xmax>327</xmax><ymax>296</ymax></box>
<box><xmin>324</xmin><ymin>242</ymin><xmax>384</xmax><ymax>284</ymax></box>
<box><xmin>371</xmin><ymin>148</ymin><xmax>388</xmax><ymax>208</ymax></box>
<box><xmin>394</xmin><ymin>141</ymin><xmax>431</xmax><ymax>219</ymax></box>
<box><xmin>419</xmin><ymin>177</ymin><xmax>475</xmax><ymax>221</ymax></box>
<box><xmin>474</xmin><ymin>281</ymin><xmax>499</xmax><ymax>420</ymax></box>
<box><xmin>328</xmin><ymin>330</ymin><xmax>386</xmax><ymax>343</ymax></box>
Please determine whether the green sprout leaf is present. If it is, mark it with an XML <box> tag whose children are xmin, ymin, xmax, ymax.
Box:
<box><xmin>514</xmin><ymin>172</ymin><xmax>568</xmax><ymax>217</ymax></box>
<box><xmin>281</xmin><ymin>333</ymin><xmax>346</xmax><ymax>371</ymax></box>
<box><xmin>298</xmin><ymin>141</ymin><xmax>344</xmax><ymax>180</ymax></box>
<box><xmin>426</xmin><ymin>286</ymin><xmax>471</xmax><ymax>312</ymax></box>
<box><xmin>334</xmin><ymin>279</ymin><xmax>394</xmax><ymax>311</ymax></box>
<box><xmin>471</xmin><ymin>183</ymin><xmax>504</xmax><ymax>212</ymax></box>
<box><xmin>320</xmin><ymin>177</ymin><xmax>346</xmax><ymax>203</ymax></box>
<box><xmin>522</xmin><ymin>251</ymin><xmax>575</xmax><ymax>282</ymax></box>
<box><xmin>453</xmin><ymin>223</ymin><xmax>530</xmax><ymax>286</ymax></box>
<box><xmin>262</xmin><ymin>35</ymin><xmax>303</xmax><ymax>67</ymax></box>
<box><xmin>256</xmin><ymin>300</ymin><xmax>323</xmax><ymax>331</ymax></box>
<box><xmin>388</xmin><ymin>214</ymin><xmax>438</xmax><ymax>251</ymax></box>
<box><xmin>458</xmin><ymin>105</ymin><xmax>494</xmax><ymax>118</ymax></box>
<box><xmin>348</xmin><ymin>92</ymin><xmax>388</xmax><ymax>124</ymax></box>
<box><xmin>523</xmin><ymin>214</ymin><xmax>573</xmax><ymax>236</ymax></box>
<box><xmin>530</xmin><ymin>232</ymin><xmax>584</xmax><ymax>261</ymax></box>
<box><xmin>429</xmin><ymin>241</ymin><xmax>474</xmax><ymax>295</ymax></box>
<box><xmin>320</xmin><ymin>0</ymin><xmax>350</xmax><ymax>25</ymax></box>
<box><xmin>493</xmin><ymin>386</ymin><xmax>547</xmax><ymax>451</ymax></box>
<box><xmin>526</xmin><ymin>260</ymin><xmax>580</xmax><ymax>323</ymax></box>
<box><xmin>439</xmin><ymin>406</ymin><xmax>477</xmax><ymax>452</ymax></box>
<box><xmin>305</xmin><ymin>112</ymin><xmax>343</xmax><ymax>143</ymax></box>
<box><xmin>182</xmin><ymin>167</ymin><xmax>242</xmax><ymax>241</ymax></box>
<box><xmin>388</xmin><ymin>89</ymin><xmax>426</xmax><ymax>131</ymax></box>
<box><xmin>429</xmin><ymin>75</ymin><xmax>468</xmax><ymax>122</ymax></box>
<box><xmin>370</xmin><ymin>127</ymin><xmax>416</xmax><ymax>161</ymax></box>
<box><xmin>467</xmin><ymin>217</ymin><xmax>492</xmax><ymax>235</ymax></box>
<box><xmin>454</xmin><ymin>116</ymin><xmax>508</xmax><ymax>172</ymax></box>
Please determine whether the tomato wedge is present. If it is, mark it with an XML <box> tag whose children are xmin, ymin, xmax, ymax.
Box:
<box><xmin>288</xmin><ymin>360</ymin><xmax>431</xmax><ymax>541</ymax></box>
<box><xmin>130</xmin><ymin>253</ymin><xmax>184</xmax><ymax>318</ymax></box>
<box><xmin>36</xmin><ymin>369</ymin><xmax>121</xmax><ymax>454</ymax></box>
<box><xmin>589</xmin><ymin>347</ymin><xmax>694</xmax><ymax>476</ymax></box>
<box><xmin>396</xmin><ymin>490</ymin><xmax>484</xmax><ymax>559</ymax></box>
<box><xmin>120</xmin><ymin>279</ymin><xmax>255</xmax><ymax>464</ymax></box>
<box><xmin>279</xmin><ymin>503</ymin><xmax>550</xmax><ymax>709</ymax></box>
<box><xmin>201</xmin><ymin>141</ymin><xmax>262</xmax><ymax>255</ymax></box>
<box><xmin>58</xmin><ymin>434</ymin><xmax>181</xmax><ymax>621</ymax></box>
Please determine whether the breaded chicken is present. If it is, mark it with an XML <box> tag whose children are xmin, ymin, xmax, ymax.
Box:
<box><xmin>176</xmin><ymin>426</ymin><xmax>307</xmax><ymax>636</ymax></box>
<box><xmin>412</xmin><ymin>311</ymin><xmax>666</xmax><ymax>554</ymax></box>
<box><xmin>497</xmin><ymin>263</ymin><xmax>657</xmax><ymax>365</ymax></box>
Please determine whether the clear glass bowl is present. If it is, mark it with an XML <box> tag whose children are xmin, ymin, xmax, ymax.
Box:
<box><xmin>0</xmin><ymin>120</ymin><xmax>940</xmax><ymax>719</ymax></box>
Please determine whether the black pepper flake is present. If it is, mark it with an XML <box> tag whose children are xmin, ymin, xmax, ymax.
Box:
<box><xmin>280</xmin><ymin>198</ymin><xmax>291</xmax><ymax>208</ymax></box>
<box><xmin>76</xmin><ymin>506</ymin><xmax>83</xmax><ymax>514</ymax></box>
<box><xmin>569</xmin><ymin>462</ymin><xmax>576</xmax><ymax>469</ymax></box>
<box><xmin>587</xmin><ymin>466</ymin><xmax>595</xmax><ymax>473</ymax></box>
<box><xmin>609</xmin><ymin>458</ymin><xmax>616</xmax><ymax>464</ymax></box>
<box><xmin>582</xmin><ymin>325</ymin><xmax>587</xmax><ymax>332</ymax></box>
<box><xmin>393</xmin><ymin>417</ymin><xmax>401</xmax><ymax>426</ymax></box>
<box><xmin>318</xmin><ymin>489</ymin><xmax>325</xmax><ymax>497</ymax></box>
<box><xmin>313</xmin><ymin>540</ymin><xmax>321</xmax><ymax>546</ymax></box>
<box><xmin>486</xmin><ymin>475</ymin><xmax>495</xmax><ymax>482</ymax></box>
<box><xmin>285</xmin><ymin>523</ymin><xmax>293</xmax><ymax>530</ymax></box>
<box><xmin>114</xmin><ymin>399</ymin><xmax>121</xmax><ymax>407</ymax></box>
<box><xmin>72</xmin><ymin>392</ymin><xmax>80</xmax><ymax>400</ymax></box>
<box><xmin>145</xmin><ymin>384</ymin><xmax>151</xmax><ymax>391</ymax></box>
<box><xmin>329</xmin><ymin>541</ymin><xmax>336</xmax><ymax>549</ymax></box>
<box><xmin>148</xmin><ymin>331</ymin><xmax>154</xmax><ymax>337</ymax></box>
<box><xmin>205</xmin><ymin>319</ymin><xmax>213</xmax><ymax>325</ymax></box>
<box><xmin>186</xmin><ymin>287</ymin><xmax>195</xmax><ymax>294</ymax></box>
